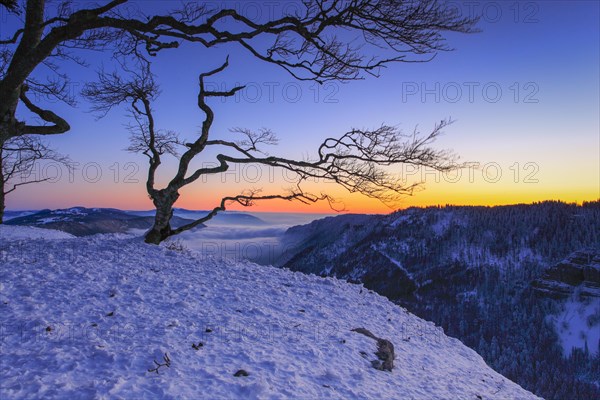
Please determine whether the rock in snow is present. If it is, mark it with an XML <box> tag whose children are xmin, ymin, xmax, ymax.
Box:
<box><xmin>0</xmin><ymin>226</ymin><xmax>539</xmax><ymax>399</ymax></box>
<box><xmin>351</xmin><ymin>328</ymin><xmax>395</xmax><ymax>372</ymax></box>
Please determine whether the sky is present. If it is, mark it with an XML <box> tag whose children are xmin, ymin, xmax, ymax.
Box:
<box><xmin>4</xmin><ymin>0</ymin><xmax>599</xmax><ymax>213</ymax></box>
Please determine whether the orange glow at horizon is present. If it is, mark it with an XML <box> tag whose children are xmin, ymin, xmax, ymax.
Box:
<box><xmin>8</xmin><ymin>167</ymin><xmax>598</xmax><ymax>213</ymax></box>
<box><xmin>172</xmin><ymin>185</ymin><xmax>600</xmax><ymax>214</ymax></box>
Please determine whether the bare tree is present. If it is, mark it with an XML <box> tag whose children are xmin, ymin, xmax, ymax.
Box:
<box><xmin>0</xmin><ymin>134</ymin><xmax>69</xmax><ymax>221</ymax></box>
<box><xmin>84</xmin><ymin>59</ymin><xmax>458</xmax><ymax>244</ymax></box>
<box><xmin>0</xmin><ymin>0</ymin><xmax>476</xmax><ymax>219</ymax></box>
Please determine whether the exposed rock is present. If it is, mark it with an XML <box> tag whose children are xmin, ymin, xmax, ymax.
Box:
<box><xmin>351</xmin><ymin>327</ymin><xmax>395</xmax><ymax>372</ymax></box>
<box><xmin>533</xmin><ymin>249</ymin><xmax>600</xmax><ymax>298</ymax></box>
<box><xmin>191</xmin><ymin>342</ymin><xmax>203</xmax><ymax>350</ymax></box>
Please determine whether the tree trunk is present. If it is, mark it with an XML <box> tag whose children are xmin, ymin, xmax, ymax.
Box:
<box><xmin>0</xmin><ymin>191</ymin><xmax>5</xmax><ymax>225</ymax></box>
<box><xmin>0</xmin><ymin>144</ymin><xmax>4</xmax><ymax>224</ymax></box>
<box><xmin>144</xmin><ymin>190</ymin><xmax>179</xmax><ymax>244</ymax></box>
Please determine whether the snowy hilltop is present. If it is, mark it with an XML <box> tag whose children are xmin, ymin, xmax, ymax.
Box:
<box><xmin>0</xmin><ymin>226</ymin><xmax>539</xmax><ymax>399</ymax></box>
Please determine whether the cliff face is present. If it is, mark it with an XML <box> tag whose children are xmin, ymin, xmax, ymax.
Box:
<box><xmin>533</xmin><ymin>250</ymin><xmax>600</xmax><ymax>298</ymax></box>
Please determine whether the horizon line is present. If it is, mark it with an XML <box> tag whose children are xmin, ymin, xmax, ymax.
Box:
<box><xmin>6</xmin><ymin>198</ymin><xmax>599</xmax><ymax>214</ymax></box>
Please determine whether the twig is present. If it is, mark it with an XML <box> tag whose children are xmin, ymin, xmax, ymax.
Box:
<box><xmin>148</xmin><ymin>352</ymin><xmax>171</xmax><ymax>374</ymax></box>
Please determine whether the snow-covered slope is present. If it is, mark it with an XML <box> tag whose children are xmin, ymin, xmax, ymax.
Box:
<box><xmin>0</xmin><ymin>227</ymin><xmax>538</xmax><ymax>399</ymax></box>
<box><xmin>550</xmin><ymin>295</ymin><xmax>600</xmax><ymax>356</ymax></box>
<box><xmin>0</xmin><ymin>224</ymin><xmax>75</xmax><ymax>240</ymax></box>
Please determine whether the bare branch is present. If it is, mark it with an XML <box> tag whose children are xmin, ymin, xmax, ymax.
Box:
<box><xmin>171</xmin><ymin>189</ymin><xmax>335</xmax><ymax>236</ymax></box>
<box><xmin>83</xmin><ymin>61</ymin><xmax>167</xmax><ymax>196</ymax></box>
<box><xmin>228</xmin><ymin>128</ymin><xmax>279</xmax><ymax>154</ymax></box>
<box><xmin>18</xmin><ymin>85</ymin><xmax>70</xmax><ymax>135</ymax></box>
<box><xmin>147</xmin><ymin>352</ymin><xmax>171</xmax><ymax>374</ymax></box>
<box><xmin>166</xmin><ymin>58</ymin><xmax>244</xmax><ymax>189</ymax></box>
<box><xmin>200</xmin><ymin>121</ymin><xmax>458</xmax><ymax>206</ymax></box>
<box><xmin>0</xmin><ymin>0</ymin><xmax>20</xmax><ymax>15</ymax></box>
<box><xmin>126</xmin><ymin>125</ymin><xmax>180</xmax><ymax>159</ymax></box>
<box><xmin>1</xmin><ymin>135</ymin><xmax>70</xmax><ymax>196</ymax></box>
<box><xmin>0</xmin><ymin>0</ymin><xmax>478</xmax><ymax>139</ymax></box>
<box><xmin>82</xmin><ymin>60</ymin><xmax>158</xmax><ymax>116</ymax></box>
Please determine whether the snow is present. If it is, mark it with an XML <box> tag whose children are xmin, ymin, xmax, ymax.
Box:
<box><xmin>38</xmin><ymin>217</ymin><xmax>70</xmax><ymax>224</ymax></box>
<box><xmin>431</xmin><ymin>212</ymin><xmax>452</xmax><ymax>237</ymax></box>
<box><xmin>550</xmin><ymin>293</ymin><xmax>600</xmax><ymax>356</ymax></box>
<box><xmin>389</xmin><ymin>213</ymin><xmax>413</xmax><ymax>228</ymax></box>
<box><xmin>377</xmin><ymin>249</ymin><xmax>416</xmax><ymax>284</ymax></box>
<box><xmin>56</xmin><ymin>207</ymin><xmax>88</xmax><ymax>216</ymax></box>
<box><xmin>0</xmin><ymin>225</ymin><xmax>74</xmax><ymax>240</ymax></box>
<box><xmin>0</xmin><ymin>226</ymin><xmax>539</xmax><ymax>399</ymax></box>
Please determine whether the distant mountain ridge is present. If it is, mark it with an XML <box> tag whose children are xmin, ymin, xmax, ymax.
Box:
<box><xmin>3</xmin><ymin>210</ymin><xmax>37</xmax><ymax>221</ymax></box>
<box><xmin>126</xmin><ymin>208</ymin><xmax>266</xmax><ymax>225</ymax></box>
<box><xmin>4</xmin><ymin>207</ymin><xmax>266</xmax><ymax>236</ymax></box>
<box><xmin>4</xmin><ymin>207</ymin><xmax>195</xmax><ymax>236</ymax></box>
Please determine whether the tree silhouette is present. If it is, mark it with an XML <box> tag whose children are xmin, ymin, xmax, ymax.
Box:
<box><xmin>0</xmin><ymin>0</ymin><xmax>476</xmax><ymax>222</ymax></box>
<box><xmin>85</xmin><ymin>59</ymin><xmax>458</xmax><ymax>244</ymax></box>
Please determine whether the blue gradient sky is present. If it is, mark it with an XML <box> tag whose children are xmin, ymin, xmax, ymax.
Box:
<box><xmin>5</xmin><ymin>1</ymin><xmax>599</xmax><ymax>212</ymax></box>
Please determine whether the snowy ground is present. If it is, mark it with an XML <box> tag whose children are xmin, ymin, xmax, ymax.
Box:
<box><xmin>0</xmin><ymin>225</ymin><xmax>74</xmax><ymax>240</ymax></box>
<box><xmin>0</xmin><ymin>226</ymin><xmax>539</xmax><ymax>399</ymax></box>
<box><xmin>551</xmin><ymin>293</ymin><xmax>600</xmax><ymax>356</ymax></box>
